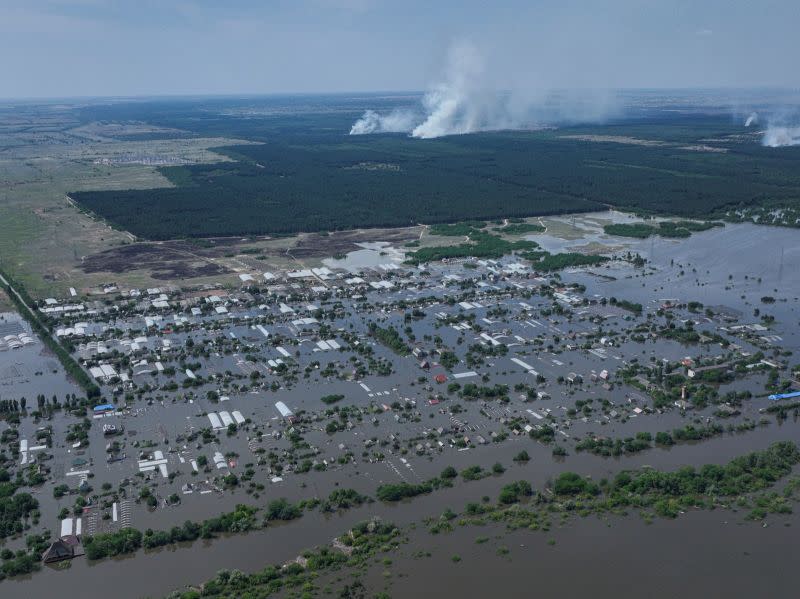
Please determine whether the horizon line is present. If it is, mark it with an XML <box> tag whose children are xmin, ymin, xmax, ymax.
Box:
<box><xmin>2</xmin><ymin>86</ymin><xmax>799</xmax><ymax>104</ymax></box>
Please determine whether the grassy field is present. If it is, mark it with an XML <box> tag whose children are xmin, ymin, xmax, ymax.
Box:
<box><xmin>0</xmin><ymin>106</ymin><xmax>259</xmax><ymax>297</ymax></box>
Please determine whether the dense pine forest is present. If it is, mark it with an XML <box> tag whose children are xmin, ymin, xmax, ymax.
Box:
<box><xmin>70</xmin><ymin>101</ymin><xmax>800</xmax><ymax>240</ymax></box>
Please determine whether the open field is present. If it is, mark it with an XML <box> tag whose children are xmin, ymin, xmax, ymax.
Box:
<box><xmin>0</xmin><ymin>104</ymin><xmax>260</xmax><ymax>297</ymax></box>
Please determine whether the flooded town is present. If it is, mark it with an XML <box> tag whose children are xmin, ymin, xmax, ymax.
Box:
<box><xmin>4</xmin><ymin>6</ymin><xmax>800</xmax><ymax>596</ymax></box>
<box><xmin>1</xmin><ymin>215</ymin><xmax>799</xmax><ymax>597</ymax></box>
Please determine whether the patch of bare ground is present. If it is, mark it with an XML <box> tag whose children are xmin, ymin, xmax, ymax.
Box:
<box><xmin>560</xmin><ymin>135</ymin><xmax>667</xmax><ymax>146</ymax></box>
<box><xmin>81</xmin><ymin>243</ymin><xmax>231</xmax><ymax>280</ymax></box>
<box><xmin>288</xmin><ymin>227</ymin><xmax>421</xmax><ymax>259</ymax></box>
<box><xmin>568</xmin><ymin>241</ymin><xmax>626</xmax><ymax>255</ymax></box>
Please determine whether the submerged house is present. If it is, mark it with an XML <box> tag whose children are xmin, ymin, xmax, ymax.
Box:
<box><xmin>41</xmin><ymin>538</ymin><xmax>75</xmax><ymax>563</ymax></box>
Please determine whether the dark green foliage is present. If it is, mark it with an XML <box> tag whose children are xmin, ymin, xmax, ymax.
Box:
<box><xmin>368</xmin><ymin>322</ymin><xmax>409</xmax><ymax>355</ymax></box>
<box><xmin>671</xmin><ymin>423</ymin><xmax>724</xmax><ymax>441</ymax></box>
<box><xmin>440</xmin><ymin>466</ymin><xmax>458</xmax><ymax>479</ymax></box>
<box><xmin>610</xmin><ymin>441</ymin><xmax>800</xmax><ymax>501</ymax></box>
<box><xmin>495</xmin><ymin>222</ymin><xmax>546</xmax><ymax>234</ymax></box>
<box><xmin>265</xmin><ymin>498</ymin><xmax>302</xmax><ymax>521</ymax></box>
<box><xmin>320</xmin><ymin>394</ymin><xmax>344</xmax><ymax>405</ymax></box>
<box><xmin>71</xmin><ymin>137</ymin><xmax>601</xmax><ymax>239</ymax></box>
<box><xmin>142</xmin><ymin>521</ymin><xmax>203</xmax><ymax>549</ymax></box>
<box><xmin>513</xmin><ymin>450</ymin><xmax>530</xmax><ymax>462</ymax></box>
<box><xmin>0</xmin><ymin>552</ymin><xmax>40</xmax><ymax>579</ymax></box>
<box><xmin>170</xmin><ymin>518</ymin><xmax>398</xmax><ymax>598</ymax></box>
<box><xmin>576</xmin><ymin>433</ymin><xmax>652</xmax><ymax>456</ymax></box>
<box><xmin>323</xmin><ymin>488</ymin><xmax>367</xmax><ymax>511</ymax></box>
<box><xmin>68</xmin><ymin>102</ymin><xmax>800</xmax><ymax>240</ymax></box>
<box><xmin>84</xmin><ymin>528</ymin><xmax>143</xmax><ymax>560</ymax></box>
<box><xmin>524</xmin><ymin>251</ymin><xmax>608</xmax><ymax>271</ymax></box>
<box><xmin>407</xmin><ymin>230</ymin><xmax>538</xmax><ymax>264</ymax></box>
<box><xmin>610</xmin><ymin>297</ymin><xmax>643</xmax><ymax>314</ymax></box>
<box><xmin>553</xmin><ymin>472</ymin><xmax>600</xmax><ymax>496</ymax></box>
<box><xmin>86</xmin><ymin>504</ymin><xmax>258</xmax><ymax>559</ymax></box>
<box><xmin>529</xmin><ymin>425</ymin><xmax>556</xmax><ymax>442</ymax></box>
<box><xmin>376</xmin><ymin>481</ymin><xmax>433</xmax><ymax>502</ymax></box>
<box><xmin>605</xmin><ymin>220</ymin><xmax>723</xmax><ymax>239</ymax></box>
<box><xmin>0</xmin><ymin>488</ymin><xmax>38</xmax><ymax>539</ymax></box>
<box><xmin>430</xmin><ymin>222</ymin><xmax>486</xmax><ymax>236</ymax></box>
<box><xmin>498</xmin><ymin>480</ymin><xmax>533</xmax><ymax>504</ymax></box>
<box><xmin>438</xmin><ymin>350</ymin><xmax>458</xmax><ymax>370</ymax></box>
<box><xmin>460</xmin><ymin>465</ymin><xmax>486</xmax><ymax>481</ymax></box>
<box><xmin>655</xmin><ymin>431</ymin><xmax>675</xmax><ymax>446</ymax></box>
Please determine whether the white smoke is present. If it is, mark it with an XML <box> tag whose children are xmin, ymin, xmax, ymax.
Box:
<box><xmin>349</xmin><ymin>109</ymin><xmax>418</xmax><ymax>135</ymax></box>
<box><xmin>349</xmin><ymin>41</ymin><xmax>618</xmax><ymax>139</ymax></box>
<box><xmin>744</xmin><ymin>112</ymin><xmax>758</xmax><ymax>127</ymax></box>
<box><xmin>411</xmin><ymin>42</ymin><xmax>502</xmax><ymax>139</ymax></box>
<box><xmin>762</xmin><ymin>126</ymin><xmax>800</xmax><ymax>147</ymax></box>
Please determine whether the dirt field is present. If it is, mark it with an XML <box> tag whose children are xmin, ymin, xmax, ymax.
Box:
<box><xmin>81</xmin><ymin>243</ymin><xmax>232</xmax><ymax>280</ymax></box>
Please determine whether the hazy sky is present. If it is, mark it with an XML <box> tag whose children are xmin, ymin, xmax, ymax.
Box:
<box><xmin>3</xmin><ymin>0</ymin><xmax>799</xmax><ymax>98</ymax></box>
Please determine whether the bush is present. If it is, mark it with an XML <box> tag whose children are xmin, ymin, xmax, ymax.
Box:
<box><xmin>498</xmin><ymin>480</ymin><xmax>533</xmax><ymax>504</ymax></box>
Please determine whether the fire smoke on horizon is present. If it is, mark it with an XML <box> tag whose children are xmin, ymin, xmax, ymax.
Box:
<box><xmin>349</xmin><ymin>42</ymin><xmax>618</xmax><ymax>139</ymax></box>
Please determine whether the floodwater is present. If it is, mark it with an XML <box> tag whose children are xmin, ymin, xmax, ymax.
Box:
<box><xmin>323</xmin><ymin>242</ymin><xmax>406</xmax><ymax>272</ymax></box>
<box><xmin>0</xmin><ymin>313</ymin><xmax>83</xmax><ymax>399</ymax></box>
<box><xmin>6</xmin><ymin>417</ymin><xmax>800</xmax><ymax>599</ymax></box>
<box><xmin>375</xmin><ymin>508</ymin><xmax>800</xmax><ymax>599</ymax></box>
<box><xmin>4</xmin><ymin>216</ymin><xmax>800</xmax><ymax>598</ymax></box>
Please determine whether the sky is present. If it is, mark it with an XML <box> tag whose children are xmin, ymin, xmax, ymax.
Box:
<box><xmin>2</xmin><ymin>0</ymin><xmax>799</xmax><ymax>98</ymax></box>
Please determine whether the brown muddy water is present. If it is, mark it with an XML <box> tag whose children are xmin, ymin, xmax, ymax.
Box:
<box><xmin>364</xmin><ymin>509</ymin><xmax>799</xmax><ymax>599</ymax></box>
<box><xmin>4</xmin><ymin>218</ymin><xmax>800</xmax><ymax>598</ymax></box>
<box><xmin>5</xmin><ymin>420</ymin><xmax>800</xmax><ymax>599</ymax></box>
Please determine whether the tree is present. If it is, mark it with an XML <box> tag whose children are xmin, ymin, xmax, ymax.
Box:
<box><xmin>513</xmin><ymin>450</ymin><xmax>530</xmax><ymax>462</ymax></box>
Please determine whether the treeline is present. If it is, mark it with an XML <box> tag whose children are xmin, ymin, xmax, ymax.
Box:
<box><xmin>407</xmin><ymin>230</ymin><xmax>538</xmax><ymax>264</ymax></box>
<box><xmin>84</xmin><ymin>504</ymin><xmax>259</xmax><ymax>560</ymax></box>
<box><xmin>169</xmin><ymin>519</ymin><xmax>399</xmax><ymax>599</ymax></box>
<box><xmin>495</xmin><ymin>222</ymin><xmax>546</xmax><ymax>235</ymax></box>
<box><xmin>604</xmin><ymin>220</ymin><xmax>724</xmax><ymax>239</ymax></box>
<box><xmin>610</xmin><ymin>297</ymin><xmax>643</xmax><ymax>314</ymax></box>
<box><xmin>375</xmin><ymin>464</ymin><xmax>486</xmax><ymax>502</ymax></box>
<box><xmin>0</xmin><ymin>269</ymin><xmax>100</xmax><ymax>398</ymax></box>
<box><xmin>523</xmin><ymin>251</ymin><xmax>608</xmax><ymax>272</ymax></box>
<box><xmin>576</xmin><ymin>421</ymin><xmax>764</xmax><ymax>457</ymax></box>
<box><xmin>493</xmin><ymin>441</ymin><xmax>800</xmax><ymax>521</ymax></box>
<box><xmin>461</xmin><ymin>444</ymin><xmax>800</xmax><ymax>537</ymax></box>
<box><xmin>69</xmin><ymin>124</ymin><xmax>800</xmax><ymax>240</ymax></box>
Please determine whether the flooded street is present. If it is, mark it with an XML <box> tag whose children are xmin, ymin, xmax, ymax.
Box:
<box><xmin>2</xmin><ymin>215</ymin><xmax>800</xmax><ymax>598</ymax></box>
<box><xmin>5</xmin><ymin>417</ymin><xmax>800</xmax><ymax>598</ymax></box>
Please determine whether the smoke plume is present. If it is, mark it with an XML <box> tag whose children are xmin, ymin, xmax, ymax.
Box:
<box><xmin>349</xmin><ymin>41</ymin><xmax>618</xmax><ymax>139</ymax></box>
<box><xmin>349</xmin><ymin>109</ymin><xmax>418</xmax><ymax>135</ymax></box>
<box><xmin>762</xmin><ymin>126</ymin><xmax>800</xmax><ymax>147</ymax></box>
